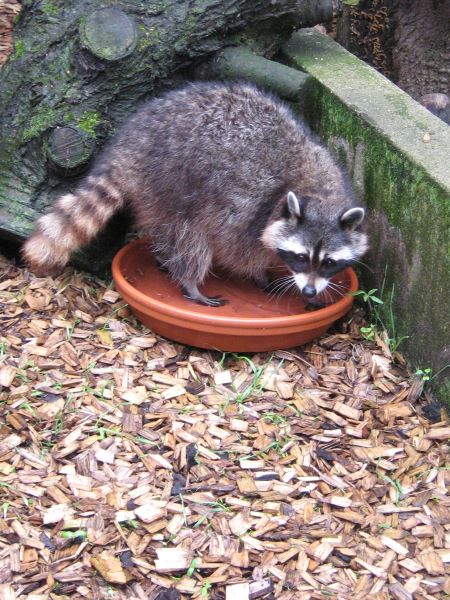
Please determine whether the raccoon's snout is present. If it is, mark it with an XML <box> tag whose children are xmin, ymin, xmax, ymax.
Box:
<box><xmin>302</xmin><ymin>284</ymin><xmax>317</xmax><ymax>298</ymax></box>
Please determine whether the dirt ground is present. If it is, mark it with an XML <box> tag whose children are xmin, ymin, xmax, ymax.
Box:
<box><xmin>0</xmin><ymin>255</ymin><xmax>448</xmax><ymax>600</ymax></box>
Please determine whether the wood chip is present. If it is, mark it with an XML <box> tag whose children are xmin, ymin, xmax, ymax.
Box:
<box><xmin>154</xmin><ymin>548</ymin><xmax>192</xmax><ymax>572</ymax></box>
<box><xmin>91</xmin><ymin>553</ymin><xmax>127</xmax><ymax>584</ymax></box>
<box><xmin>0</xmin><ymin>253</ymin><xmax>447</xmax><ymax>599</ymax></box>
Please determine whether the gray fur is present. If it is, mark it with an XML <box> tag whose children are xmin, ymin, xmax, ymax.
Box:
<box><xmin>26</xmin><ymin>82</ymin><xmax>368</xmax><ymax>304</ymax></box>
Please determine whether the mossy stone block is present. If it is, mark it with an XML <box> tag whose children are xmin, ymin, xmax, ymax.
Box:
<box><xmin>283</xmin><ymin>29</ymin><xmax>450</xmax><ymax>404</ymax></box>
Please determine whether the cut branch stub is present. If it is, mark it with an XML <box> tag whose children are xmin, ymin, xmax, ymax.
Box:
<box><xmin>47</xmin><ymin>127</ymin><xmax>95</xmax><ymax>175</ymax></box>
<box><xmin>80</xmin><ymin>8</ymin><xmax>138</xmax><ymax>61</ymax></box>
<box><xmin>197</xmin><ymin>46</ymin><xmax>311</xmax><ymax>100</ymax></box>
<box><xmin>293</xmin><ymin>0</ymin><xmax>337</xmax><ymax>27</ymax></box>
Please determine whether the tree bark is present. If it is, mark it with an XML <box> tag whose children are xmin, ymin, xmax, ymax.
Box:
<box><xmin>392</xmin><ymin>0</ymin><xmax>450</xmax><ymax>99</ymax></box>
<box><xmin>335</xmin><ymin>0</ymin><xmax>449</xmax><ymax>100</ymax></box>
<box><xmin>0</xmin><ymin>0</ymin><xmax>335</xmax><ymax>271</ymax></box>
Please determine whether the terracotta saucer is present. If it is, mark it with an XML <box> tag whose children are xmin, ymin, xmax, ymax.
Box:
<box><xmin>112</xmin><ymin>239</ymin><xmax>358</xmax><ymax>352</ymax></box>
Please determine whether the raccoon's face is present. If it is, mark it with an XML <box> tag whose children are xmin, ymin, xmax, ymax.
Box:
<box><xmin>262</xmin><ymin>192</ymin><xmax>368</xmax><ymax>298</ymax></box>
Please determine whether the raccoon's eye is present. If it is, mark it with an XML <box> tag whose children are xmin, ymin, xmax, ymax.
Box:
<box><xmin>323</xmin><ymin>258</ymin><xmax>337</xmax><ymax>268</ymax></box>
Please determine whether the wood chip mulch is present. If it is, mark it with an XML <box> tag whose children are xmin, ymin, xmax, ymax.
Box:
<box><xmin>0</xmin><ymin>254</ymin><xmax>448</xmax><ymax>600</ymax></box>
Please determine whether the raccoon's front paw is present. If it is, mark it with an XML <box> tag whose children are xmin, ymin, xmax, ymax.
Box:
<box><xmin>304</xmin><ymin>299</ymin><xmax>327</xmax><ymax>311</ymax></box>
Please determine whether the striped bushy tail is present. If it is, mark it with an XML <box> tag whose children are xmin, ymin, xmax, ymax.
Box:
<box><xmin>22</xmin><ymin>173</ymin><xmax>125</xmax><ymax>276</ymax></box>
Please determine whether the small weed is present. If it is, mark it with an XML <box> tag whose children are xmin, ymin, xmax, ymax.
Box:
<box><xmin>376</xmin><ymin>464</ymin><xmax>404</xmax><ymax>504</ymax></box>
<box><xmin>97</xmin><ymin>380</ymin><xmax>115</xmax><ymax>399</ymax></box>
<box><xmin>353</xmin><ymin>278</ymin><xmax>408</xmax><ymax>353</ymax></box>
<box><xmin>193</xmin><ymin>500</ymin><xmax>231</xmax><ymax>527</ymax></box>
<box><xmin>262</xmin><ymin>412</ymin><xmax>287</xmax><ymax>425</ymax></box>
<box><xmin>83</xmin><ymin>360</ymin><xmax>97</xmax><ymax>374</ymax></box>
<box><xmin>416</xmin><ymin>367</ymin><xmax>432</xmax><ymax>382</ymax></box>
<box><xmin>0</xmin><ymin>340</ymin><xmax>8</xmax><ymax>361</ymax></box>
<box><xmin>360</xmin><ymin>324</ymin><xmax>376</xmax><ymax>341</ymax></box>
<box><xmin>66</xmin><ymin>317</ymin><xmax>80</xmax><ymax>341</ymax></box>
<box><xmin>221</xmin><ymin>353</ymin><xmax>270</xmax><ymax>409</ymax></box>
<box><xmin>97</xmin><ymin>426</ymin><xmax>121</xmax><ymax>440</ymax></box>
<box><xmin>252</xmin><ymin>438</ymin><xmax>290</xmax><ymax>458</ymax></box>
<box><xmin>200</xmin><ymin>580</ymin><xmax>212</xmax><ymax>596</ymax></box>
<box><xmin>352</xmin><ymin>288</ymin><xmax>384</xmax><ymax>304</ymax></box>
<box><xmin>60</xmin><ymin>529</ymin><xmax>87</xmax><ymax>540</ymax></box>
<box><xmin>416</xmin><ymin>365</ymin><xmax>449</xmax><ymax>383</ymax></box>
<box><xmin>15</xmin><ymin>285</ymin><xmax>29</xmax><ymax>304</ymax></box>
<box><xmin>23</xmin><ymin>358</ymin><xmax>36</xmax><ymax>369</ymax></box>
<box><xmin>121</xmin><ymin>519</ymin><xmax>139</xmax><ymax>530</ymax></box>
<box><xmin>186</xmin><ymin>558</ymin><xmax>198</xmax><ymax>578</ymax></box>
<box><xmin>2</xmin><ymin>502</ymin><xmax>10</xmax><ymax>519</ymax></box>
<box><xmin>19</xmin><ymin>401</ymin><xmax>36</xmax><ymax>414</ymax></box>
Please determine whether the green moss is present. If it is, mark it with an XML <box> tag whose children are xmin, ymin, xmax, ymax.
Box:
<box><xmin>41</xmin><ymin>1</ymin><xmax>60</xmax><ymax>16</ymax></box>
<box><xmin>137</xmin><ymin>23</ymin><xmax>162</xmax><ymax>52</ymax></box>
<box><xmin>301</xmin><ymin>83</ymin><xmax>449</xmax><ymax>403</ymax></box>
<box><xmin>76</xmin><ymin>110</ymin><xmax>100</xmax><ymax>137</ymax></box>
<box><xmin>63</xmin><ymin>111</ymin><xmax>75</xmax><ymax>124</ymax></box>
<box><xmin>22</xmin><ymin>105</ymin><xmax>57</xmax><ymax>142</ymax></box>
<box><xmin>12</xmin><ymin>40</ymin><xmax>25</xmax><ymax>60</ymax></box>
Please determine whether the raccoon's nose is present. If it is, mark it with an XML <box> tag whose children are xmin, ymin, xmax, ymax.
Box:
<box><xmin>302</xmin><ymin>285</ymin><xmax>317</xmax><ymax>298</ymax></box>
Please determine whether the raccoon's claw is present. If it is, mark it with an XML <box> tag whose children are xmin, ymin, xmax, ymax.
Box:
<box><xmin>181</xmin><ymin>285</ymin><xmax>227</xmax><ymax>307</ymax></box>
<box><xmin>193</xmin><ymin>295</ymin><xmax>227</xmax><ymax>307</ymax></box>
<box><xmin>155</xmin><ymin>258</ymin><xmax>169</xmax><ymax>273</ymax></box>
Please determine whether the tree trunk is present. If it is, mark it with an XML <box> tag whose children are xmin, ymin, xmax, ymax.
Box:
<box><xmin>392</xmin><ymin>0</ymin><xmax>450</xmax><ymax>99</ymax></box>
<box><xmin>335</xmin><ymin>0</ymin><xmax>449</xmax><ymax>100</ymax></box>
<box><xmin>0</xmin><ymin>0</ymin><xmax>335</xmax><ymax>271</ymax></box>
<box><xmin>0</xmin><ymin>0</ymin><xmax>20</xmax><ymax>67</ymax></box>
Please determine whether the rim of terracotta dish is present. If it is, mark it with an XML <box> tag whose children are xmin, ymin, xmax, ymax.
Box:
<box><xmin>112</xmin><ymin>240</ymin><xmax>358</xmax><ymax>330</ymax></box>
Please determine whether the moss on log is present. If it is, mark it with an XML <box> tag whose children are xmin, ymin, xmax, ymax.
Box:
<box><xmin>0</xmin><ymin>0</ymin><xmax>337</xmax><ymax>271</ymax></box>
<box><xmin>196</xmin><ymin>46</ymin><xmax>311</xmax><ymax>101</ymax></box>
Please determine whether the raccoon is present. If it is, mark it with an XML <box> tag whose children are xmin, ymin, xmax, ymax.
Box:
<box><xmin>23</xmin><ymin>82</ymin><xmax>368</xmax><ymax>306</ymax></box>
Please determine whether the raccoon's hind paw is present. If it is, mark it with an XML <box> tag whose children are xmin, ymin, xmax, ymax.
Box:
<box><xmin>154</xmin><ymin>257</ymin><xmax>169</xmax><ymax>273</ymax></box>
<box><xmin>181</xmin><ymin>284</ymin><xmax>227</xmax><ymax>307</ymax></box>
<box><xmin>199</xmin><ymin>295</ymin><xmax>227</xmax><ymax>307</ymax></box>
<box><xmin>184</xmin><ymin>292</ymin><xmax>228</xmax><ymax>307</ymax></box>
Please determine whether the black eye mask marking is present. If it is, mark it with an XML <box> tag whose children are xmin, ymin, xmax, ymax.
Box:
<box><xmin>277</xmin><ymin>249</ymin><xmax>309</xmax><ymax>273</ymax></box>
<box><xmin>319</xmin><ymin>259</ymin><xmax>354</xmax><ymax>278</ymax></box>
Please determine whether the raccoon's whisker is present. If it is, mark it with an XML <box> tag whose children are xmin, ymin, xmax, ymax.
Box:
<box><xmin>323</xmin><ymin>288</ymin><xmax>335</xmax><ymax>305</ymax></box>
<box><xmin>350</xmin><ymin>259</ymin><xmax>374</xmax><ymax>273</ymax></box>
<box><xmin>327</xmin><ymin>280</ymin><xmax>346</xmax><ymax>293</ymax></box>
<box><xmin>277</xmin><ymin>279</ymin><xmax>297</xmax><ymax>301</ymax></box>
<box><xmin>266</xmin><ymin>275</ymin><xmax>294</xmax><ymax>293</ymax></box>
<box><xmin>328</xmin><ymin>278</ymin><xmax>347</xmax><ymax>290</ymax></box>
<box><xmin>268</xmin><ymin>281</ymin><xmax>292</xmax><ymax>299</ymax></box>
<box><xmin>326</xmin><ymin>282</ymin><xmax>346</xmax><ymax>299</ymax></box>
<box><xmin>327</xmin><ymin>284</ymin><xmax>346</xmax><ymax>297</ymax></box>
<box><xmin>267</xmin><ymin>276</ymin><xmax>295</xmax><ymax>299</ymax></box>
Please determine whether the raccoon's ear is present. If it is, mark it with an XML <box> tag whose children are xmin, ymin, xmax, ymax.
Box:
<box><xmin>285</xmin><ymin>192</ymin><xmax>304</xmax><ymax>221</ymax></box>
<box><xmin>340</xmin><ymin>207</ymin><xmax>365</xmax><ymax>230</ymax></box>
